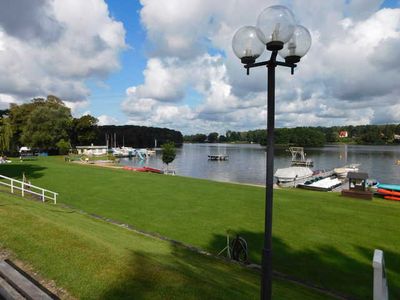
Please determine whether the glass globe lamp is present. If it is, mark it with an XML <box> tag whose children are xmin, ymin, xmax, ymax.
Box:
<box><xmin>232</xmin><ymin>26</ymin><xmax>265</xmax><ymax>64</ymax></box>
<box><xmin>256</xmin><ymin>5</ymin><xmax>296</xmax><ymax>51</ymax></box>
<box><xmin>278</xmin><ymin>25</ymin><xmax>311</xmax><ymax>64</ymax></box>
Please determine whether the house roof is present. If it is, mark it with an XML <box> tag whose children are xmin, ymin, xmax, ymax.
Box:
<box><xmin>347</xmin><ymin>172</ymin><xmax>368</xmax><ymax>179</ymax></box>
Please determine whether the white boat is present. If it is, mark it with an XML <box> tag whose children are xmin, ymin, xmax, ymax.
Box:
<box><xmin>298</xmin><ymin>175</ymin><xmax>343</xmax><ymax>191</ymax></box>
<box><xmin>147</xmin><ymin>149</ymin><xmax>156</xmax><ymax>156</ymax></box>
<box><xmin>334</xmin><ymin>164</ymin><xmax>360</xmax><ymax>178</ymax></box>
<box><xmin>274</xmin><ymin>167</ymin><xmax>313</xmax><ymax>183</ymax></box>
<box><xmin>308</xmin><ymin>177</ymin><xmax>342</xmax><ymax>189</ymax></box>
<box><xmin>112</xmin><ymin>147</ymin><xmax>135</xmax><ymax>157</ymax></box>
<box><xmin>136</xmin><ymin>149</ymin><xmax>148</xmax><ymax>160</ymax></box>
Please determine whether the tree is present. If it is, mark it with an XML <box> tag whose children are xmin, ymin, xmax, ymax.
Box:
<box><xmin>56</xmin><ymin>139</ymin><xmax>71</xmax><ymax>155</ymax></box>
<box><xmin>0</xmin><ymin>117</ymin><xmax>13</xmax><ymax>154</ymax></box>
<box><xmin>290</xmin><ymin>127</ymin><xmax>326</xmax><ymax>147</ymax></box>
<box><xmin>20</xmin><ymin>96</ymin><xmax>72</xmax><ymax>150</ymax></box>
<box><xmin>72</xmin><ymin>115</ymin><xmax>98</xmax><ymax>146</ymax></box>
<box><xmin>218</xmin><ymin>135</ymin><xmax>227</xmax><ymax>143</ymax></box>
<box><xmin>162</xmin><ymin>142</ymin><xmax>176</xmax><ymax>169</ymax></box>
<box><xmin>207</xmin><ymin>132</ymin><xmax>219</xmax><ymax>143</ymax></box>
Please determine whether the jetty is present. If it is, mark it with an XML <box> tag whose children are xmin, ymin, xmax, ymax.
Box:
<box><xmin>208</xmin><ymin>155</ymin><xmax>229</xmax><ymax>161</ymax></box>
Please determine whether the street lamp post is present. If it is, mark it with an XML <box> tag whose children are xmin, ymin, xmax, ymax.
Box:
<box><xmin>232</xmin><ymin>6</ymin><xmax>311</xmax><ymax>300</ymax></box>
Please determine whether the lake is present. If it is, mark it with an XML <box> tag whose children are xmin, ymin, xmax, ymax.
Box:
<box><xmin>119</xmin><ymin>144</ymin><xmax>400</xmax><ymax>185</ymax></box>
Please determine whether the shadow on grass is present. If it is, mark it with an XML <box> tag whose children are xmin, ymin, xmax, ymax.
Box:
<box><xmin>208</xmin><ymin>230</ymin><xmax>400</xmax><ymax>300</ymax></box>
<box><xmin>0</xmin><ymin>163</ymin><xmax>46</xmax><ymax>180</ymax></box>
<box><xmin>100</xmin><ymin>243</ymin><xmax>258</xmax><ymax>300</ymax></box>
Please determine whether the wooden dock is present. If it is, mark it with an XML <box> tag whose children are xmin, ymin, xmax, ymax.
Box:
<box><xmin>208</xmin><ymin>155</ymin><xmax>229</xmax><ymax>161</ymax></box>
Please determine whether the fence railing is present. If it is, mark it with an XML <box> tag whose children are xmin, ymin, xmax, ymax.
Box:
<box><xmin>0</xmin><ymin>174</ymin><xmax>57</xmax><ymax>204</ymax></box>
<box><xmin>373</xmin><ymin>249</ymin><xmax>389</xmax><ymax>300</ymax></box>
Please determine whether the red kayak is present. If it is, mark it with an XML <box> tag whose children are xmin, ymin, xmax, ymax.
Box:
<box><xmin>384</xmin><ymin>196</ymin><xmax>400</xmax><ymax>201</ymax></box>
<box><xmin>143</xmin><ymin>167</ymin><xmax>163</xmax><ymax>174</ymax></box>
<box><xmin>377</xmin><ymin>188</ymin><xmax>400</xmax><ymax>197</ymax></box>
<box><xmin>123</xmin><ymin>166</ymin><xmax>162</xmax><ymax>174</ymax></box>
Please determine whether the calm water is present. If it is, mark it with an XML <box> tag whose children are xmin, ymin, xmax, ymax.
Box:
<box><xmin>119</xmin><ymin>144</ymin><xmax>400</xmax><ymax>185</ymax></box>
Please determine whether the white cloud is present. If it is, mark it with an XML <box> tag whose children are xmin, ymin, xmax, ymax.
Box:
<box><xmin>0</xmin><ymin>0</ymin><xmax>126</xmax><ymax>107</ymax></box>
<box><xmin>97</xmin><ymin>114</ymin><xmax>118</xmax><ymax>126</ymax></box>
<box><xmin>132</xmin><ymin>1</ymin><xmax>400</xmax><ymax>133</ymax></box>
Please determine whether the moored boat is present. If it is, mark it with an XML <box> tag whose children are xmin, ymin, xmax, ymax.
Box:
<box><xmin>298</xmin><ymin>176</ymin><xmax>342</xmax><ymax>191</ymax></box>
<box><xmin>334</xmin><ymin>164</ymin><xmax>360</xmax><ymax>178</ymax></box>
<box><xmin>274</xmin><ymin>167</ymin><xmax>313</xmax><ymax>183</ymax></box>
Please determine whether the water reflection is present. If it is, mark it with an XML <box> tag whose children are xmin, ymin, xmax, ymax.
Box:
<box><xmin>119</xmin><ymin>144</ymin><xmax>400</xmax><ymax>185</ymax></box>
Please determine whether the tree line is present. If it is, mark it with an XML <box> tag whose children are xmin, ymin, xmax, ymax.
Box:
<box><xmin>184</xmin><ymin>124</ymin><xmax>400</xmax><ymax>147</ymax></box>
<box><xmin>94</xmin><ymin>125</ymin><xmax>183</xmax><ymax>148</ymax></box>
<box><xmin>0</xmin><ymin>95</ymin><xmax>183</xmax><ymax>155</ymax></box>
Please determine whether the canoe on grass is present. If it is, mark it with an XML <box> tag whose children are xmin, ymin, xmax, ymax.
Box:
<box><xmin>377</xmin><ymin>183</ymin><xmax>400</xmax><ymax>192</ymax></box>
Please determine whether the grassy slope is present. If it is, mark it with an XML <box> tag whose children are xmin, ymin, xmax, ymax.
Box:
<box><xmin>1</xmin><ymin>157</ymin><xmax>399</xmax><ymax>298</ymax></box>
<box><xmin>0</xmin><ymin>193</ymin><xmax>329</xmax><ymax>300</ymax></box>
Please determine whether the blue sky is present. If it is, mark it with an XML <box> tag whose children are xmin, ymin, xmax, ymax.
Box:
<box><xmin>87</xmin><ymin>0</ymin><xmax>400</xmax><ymax>132</ymax></box>
<box><xmin>86</xmin><ymin>0</ymin><xmax>145</xmax><ymax>122</ymax></box>
<box><xmin>0</xmin><ymin>0</ymin><xmax>399</xmax><ymax>134</ymax></box>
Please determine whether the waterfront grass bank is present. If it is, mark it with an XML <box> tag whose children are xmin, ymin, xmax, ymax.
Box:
<box><xmin>1</xmin><ymin>156</ymin><xmax>399</xmax><ymax>298</ymax></box>
<box><xmin>0</xmin><ymin>193</ymin><xmax>330</xmax><ymax>299</ymax></box>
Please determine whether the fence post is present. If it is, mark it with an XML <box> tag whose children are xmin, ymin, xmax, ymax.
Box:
<box><xmin>373</xmin><ymin>249</ymin><xmax>388</xmax><ymax>300</ymax></box>
<box><xmin>21</xmin><ymin>182</ymin><xmax>24</xmax><ymax>197</ymax></box>
<box><xmin>42</xmin><ymin>190</ymin><xmax>45</xmax><ymax>202</ymax></box>
<box><xmin>54</xmin><ymin>193</ymin><xmax>57</xmax><ymax>205</ymax></box>
<box><xmin>11</xmin><ymin>179</ymin><xmax>13</xmax><ymax>193</ymax></box>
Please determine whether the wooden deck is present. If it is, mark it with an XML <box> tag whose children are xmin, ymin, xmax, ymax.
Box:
<box><xmin>341</xmin><ymin>189</ymin><xmax>373</xmax><ymax>200</ymax></box>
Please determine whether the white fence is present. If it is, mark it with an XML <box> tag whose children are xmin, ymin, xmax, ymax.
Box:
<box><xmin>0</xmin><ymin>174</ymin><xmax>57</xmax><ymax>204</ymax></box>
<box><xmin>373</xmin><ymin>249</ymin><xmax>389</xmax><ymax>300</ymax></box>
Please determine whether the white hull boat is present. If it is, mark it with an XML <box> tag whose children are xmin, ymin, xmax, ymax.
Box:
<box><xmin>274</xmin><ymin>167</ymin><xmax>313</xmax><ymax>183</ymax></box>
<box><xmin>334</xmin><ymin>164</ymin><xmax>360</xmax><ymax>178</ymax></box>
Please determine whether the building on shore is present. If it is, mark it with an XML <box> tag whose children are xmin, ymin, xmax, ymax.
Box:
<box><xmin>76</xmin><ymin>145</ymin><xmax>108</xmax><ymax>156</ymax></box>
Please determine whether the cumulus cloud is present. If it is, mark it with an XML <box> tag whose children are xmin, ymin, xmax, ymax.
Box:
<box><xmin>0</xmin><ymin>0</ymin><xmax>126</xmax><ymax>107</ymax></box>
<box><xmin>0</xmin><ymin>0</ymin><xmax>62</xmax><ymax>42</ymax></box>
<box><xmin>124</xmin><ymin>0</ymin><xmax>400</xmax><ymax>133</ymax></box>
<box><xmin>97</xmin><ymin>114</ymin><xmax>119</xmax><ymax>126</ymax></box>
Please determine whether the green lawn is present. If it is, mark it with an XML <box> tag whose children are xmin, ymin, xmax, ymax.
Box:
<box><xmin>0</xmin><ymin>192</ymin><xmax>329</xmax><ymax>299</ymax></box>
<box><xmin>1</xmin><ymin>156</ymin><xmax>400</xmax><ymax>299</ymax></box>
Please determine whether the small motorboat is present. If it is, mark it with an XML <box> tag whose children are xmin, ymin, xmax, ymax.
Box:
<box><xmin>299</xmin><ymin>176</ymin><xmax>342</xmax><ymax>191</ymax></box>
<box><xmin>274</xmin><ymin>167</ymin><xmax>313</xmax><ymax>183</ymax></box>
<box><xmin>334</xmin><ymin>164</ymin><xmax>360</xmax><ymax>178</ymax></box>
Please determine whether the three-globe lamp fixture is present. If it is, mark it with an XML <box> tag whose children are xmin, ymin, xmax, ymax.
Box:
<box><xmin>231</xmin><ymin>5</ymin><xmax>311</xmax><ymax>300</ymax></box>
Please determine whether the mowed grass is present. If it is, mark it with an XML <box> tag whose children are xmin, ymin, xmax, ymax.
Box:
<box><xmin>1</xmin><ymin>156</ymin><xmax>400</xmax><ymax>299</ymax></box>
<box><xmin>0</xmin><ymin>193</ymin><xmax>330</xmax><ymax>300</ymax></box>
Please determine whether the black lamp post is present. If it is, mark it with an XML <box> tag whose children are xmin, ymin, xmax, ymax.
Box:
<box><xmin>232</xmin><ymin>6</ymin><xmax>311</xmax><ymax>300</ymax></box>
